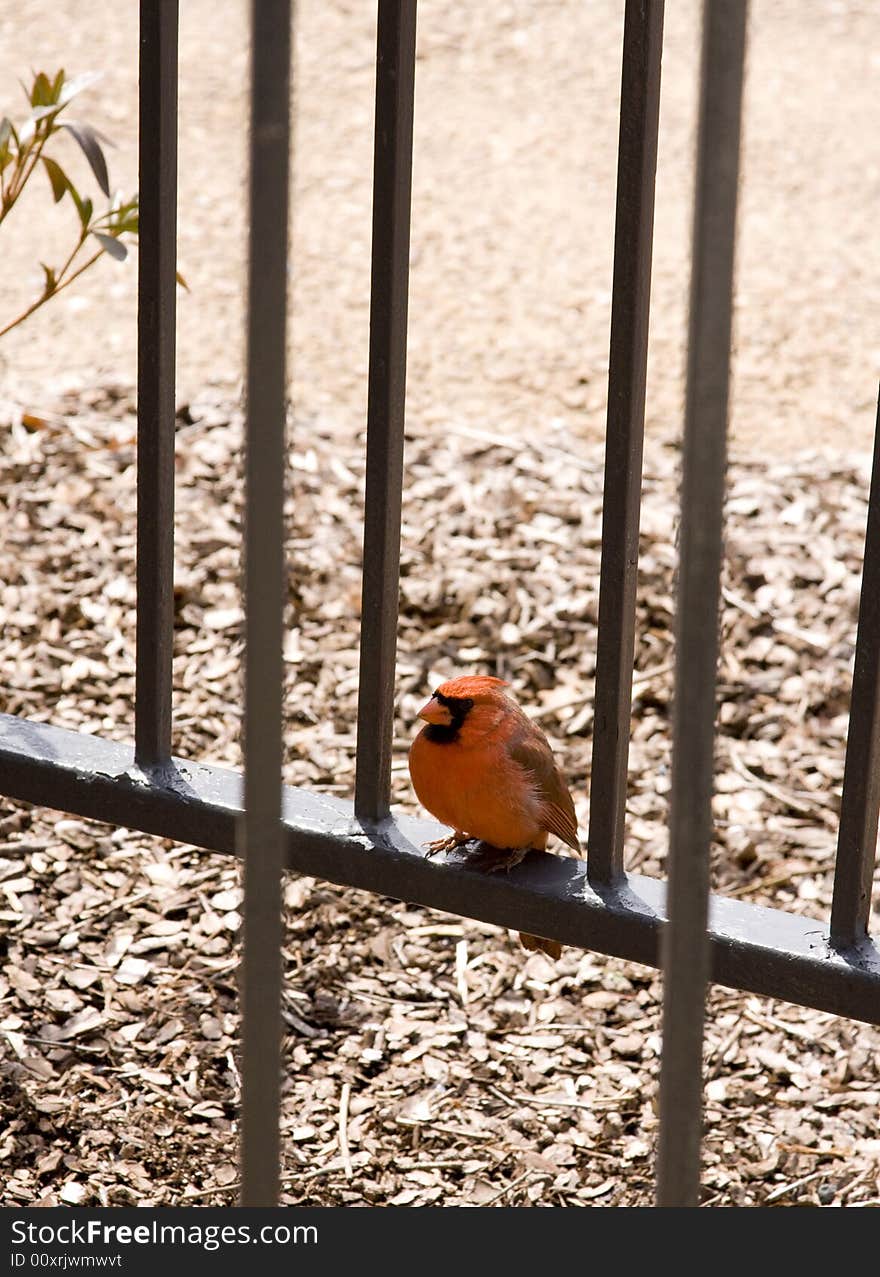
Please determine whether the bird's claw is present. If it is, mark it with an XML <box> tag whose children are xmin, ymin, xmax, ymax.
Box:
<box><xmin>483</xmin><ymin>845</ymin><xmax>531</xmax><ymax>873</ymax></box>
<box><xmin>425</xmin><ymin>832</ymin><xmax>470</xmax><ymax>858</ymax></box>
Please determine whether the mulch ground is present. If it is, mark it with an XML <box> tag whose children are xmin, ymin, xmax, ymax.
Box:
<box><xmin>1</xmin><ymin>389</ymin><xmax>878</xmax><ymax>1206</ymax></box>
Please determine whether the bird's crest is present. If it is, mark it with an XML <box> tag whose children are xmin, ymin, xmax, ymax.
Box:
<box><xmin>435</xmin><ymin>675</ymin><xmax>509</xmax><ymax>702</ymax></box>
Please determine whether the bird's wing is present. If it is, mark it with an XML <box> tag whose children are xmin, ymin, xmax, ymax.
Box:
<box><xmin>506</xmin><ymin>721</ymin><xmax>581</xmax><ymax>853</ymax></box>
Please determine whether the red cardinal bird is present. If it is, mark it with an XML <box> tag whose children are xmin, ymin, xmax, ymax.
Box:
<box><xmin>408</xmin><ymin>675</ymin><xmax>580</xmax><ymax>959</ymax></box>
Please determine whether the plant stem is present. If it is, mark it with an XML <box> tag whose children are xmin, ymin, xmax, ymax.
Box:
<box><xmin>0</xmin><ymin>245</ymin><xmax>103</xmax><ymax>340</ymax></box>
<box><xmin>12</xmin><ymin>125</ymin><xmax>50</xmax><ymax>202</ymax></box>
<box><xmin>0</xmin><ymin>120</ymin><xmax>52</xmax><ymax>226</ymax></box>
<box><xmin>54</xmin><ymin>227</ymin><xmax>89</xmax><ymax>288</ymax></box>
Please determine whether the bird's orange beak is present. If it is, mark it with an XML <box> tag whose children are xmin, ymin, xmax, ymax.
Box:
<box><xmin>416</xmin><ymin>695</ymin><xmax>452</xmax><ymax>727</ymax></box>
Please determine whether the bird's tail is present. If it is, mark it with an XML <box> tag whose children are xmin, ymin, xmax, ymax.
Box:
<box><xmin>519</xmin><ymin>931</ymin><xmax>562</xmax><ymax>961</ymax></box>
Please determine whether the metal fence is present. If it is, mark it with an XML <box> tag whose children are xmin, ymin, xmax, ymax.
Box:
<box><xmin>1</xmin><ymin>0</ymin><xmax>878</xmax><ymax>1208</ymax></box>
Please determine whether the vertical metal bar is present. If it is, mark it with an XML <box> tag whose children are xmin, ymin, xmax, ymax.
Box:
<box><xmin>136</xmin><ymin>0</ymin><xmax>178</xmax><ymax>770</ymax></box>
<box><xmin>239</xmin><ymin>0</ymin><xmax>291</xmax><ymax>1209</ymax></box>
<box><xmin>657</xmin><ymin>0</ymin><xmax>747</xmax><ymax>1209</ymax></box>
<box><xmin>354</xmin><ymin>0</ymin><xmax>418</xmax><ymax>823</ymax></box>
<box><xmin>831</xmin><ymin>386</ymin><xmax>880</xmax><ymax>945</ymax></box>
<box><xmin>588</xmin><ymin>0</ymin><xmax>665</xmax><ymax>887</ymax></box>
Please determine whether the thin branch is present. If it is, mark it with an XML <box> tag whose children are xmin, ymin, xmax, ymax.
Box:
<box><xmin>0</xmin><ymin>244</ymin><xmax>102</xmax><ymax>339</ymax></box>
<box><xmin>10</xmin><ymin>122</ymin><xmax>52</xmax><ymax>204</ymax></box>
<box><xmin>1</xmin><ymin>117</ymin><xmax>55</xmax><ymax>219</ymax></box>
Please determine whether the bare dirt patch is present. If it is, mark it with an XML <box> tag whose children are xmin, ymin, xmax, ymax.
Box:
<box><xmin>1</xmin><ymin>1</ymin><xmax>878</xmax><ymax>451</ymax></box>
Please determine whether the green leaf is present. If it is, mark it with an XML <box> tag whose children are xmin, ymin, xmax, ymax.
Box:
<box><xmin>0</xmin><ymin>119</ymin><xmax>11</xmax><ymax>175</ymax></box>
<box><xmin>68</xmin><ymin>182</ymin><xmax>92</xmax><ymax>229</ymax></box>
<box><xmin>176</xmin><ymin>269</ymin><xmax>190</xmax><ymax>291</ymax></box>
<box><xmin>60</xmin><ymin>120</ymin><xmax>110</xmax><ymax>197</ymax></box>
<box><xmin>31</xmin><ymin>104</ymin><xmax>61</xmax><ymax>125</ymax></box>
<box><xmin>51</xmin><ymin>69</ymin><xmax>66</xmax><ymax>101</ymax></box>
<box><xmin>102</xmin><ymin>194</ymin><xmax>138</xmax><ymax>236</ymax></box>
<box><xmin>67</xmin><ymin>180</ymin><xmax>83</xmax><ymax>220</ymax></box>
<box><xmin>42</xmin><ymin>156</ymin><xmax>69</xmax><ymax>202</ymax></box>
<box><xmin>114</xmin><ymin>209</ymin><xmax>138</xmax><ymax>235</ymax></box>
<box><xmin>30</xmin><ymin>72</ymin><xmax>53</xmax><ymax>107</ymax></box>
<box><xmin>57</xmin><ymin>71</ymin><xmax>102</xmax><ymax>108</ymax></box>
<box><xmin>17</xmin><ymin>115</ymin><xmax>36</xmax><ymax>146</ymax></box>
<box><xmin>40</xmin><ymin>263</ymin><xmax>57</xmax><ymax>295</ymax></box>
<box><xmin>91</xmin><ymin>231</ymin><xmax>127</xmax><ymax>261</ymax></box>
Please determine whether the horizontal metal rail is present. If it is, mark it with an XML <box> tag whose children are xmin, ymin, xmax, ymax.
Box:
<box><xmin>2</xmin><ymin>712</ymin><xmax>878</xmax><ymax>1025</ymax></box>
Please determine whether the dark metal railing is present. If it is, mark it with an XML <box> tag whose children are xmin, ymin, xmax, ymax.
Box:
<box><xmin>240</xmin><ymin>0</ymin><xmax>292</xmax><ymax>1208</ymax></box>
<box><xmin>135</xmin><ymin>0</ymin><xmax>178</xmax><ymax>773</ymax></box>
<box><xmin>354</xmin><ymin>0</ymin><xmax>417</xmax><ymax>825</ymax></box>
<box><xmin>657</xmin><ymin>0</ymin><xmax>749</xmax><ymax>1207</ymax></box>
<box><xmin>588</xmin><ymin>0</ymin><xmax>664</xmax><ymax>888</ymax></box>
<box><xmin>831</xmin><ymin>390</ymin><xmax>880</xmax><ymax>946</ymax></box>
<box><xmin>0</xmin><ymin>0</ymin><xmax>877</xmax><ymax>1210</ymax></box>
